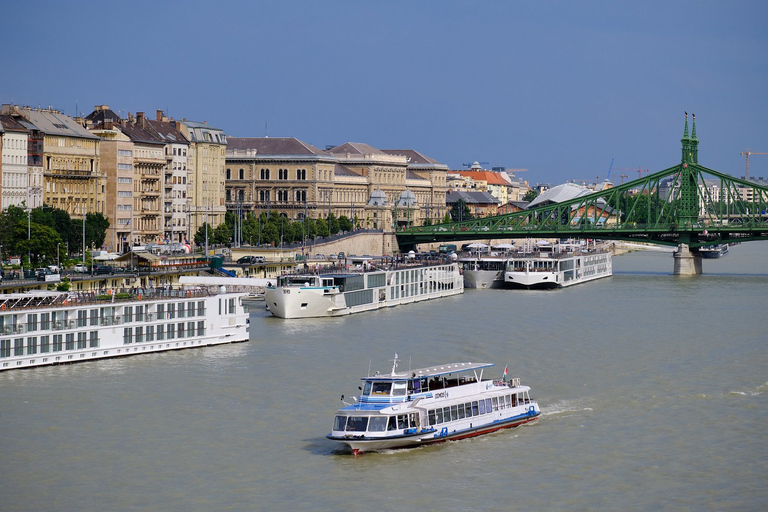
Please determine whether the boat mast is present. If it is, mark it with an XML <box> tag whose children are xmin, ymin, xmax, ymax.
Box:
<box><xmin>391</xmin><ymin>353</ymin><xmax>398</xmax><ymax>375</ymax></box>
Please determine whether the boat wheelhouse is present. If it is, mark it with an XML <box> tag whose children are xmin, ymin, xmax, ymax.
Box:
<box><xmin>327</xmin><ymin>358</ymin><xmax>540</xmax><ymax>455</ymax></box>
<box><xmin>264</xmin><ymin>262</ymin><xmax>463</xmax><ymax>319</ymax></box>
<box><xmin>0</xmin><ymin>287</ymin><xmax>250</xmax><ymax>372</ymax></box>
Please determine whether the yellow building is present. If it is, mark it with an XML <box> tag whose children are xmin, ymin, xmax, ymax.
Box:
<box><xmin>176</xmin><ymin>120</ymin><xmax>227</xmax><ymax>235</ymax></box>
<box><xmin>225</xmin><ymin>138</ymin><xmax>449</xmax><ymax>230</ymax></box>
<box><xmin>5</xmin><ymin>105</ymin><xmax>104</xmax><ymax>218</ymax></box>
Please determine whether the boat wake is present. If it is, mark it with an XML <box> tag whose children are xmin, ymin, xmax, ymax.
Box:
<box><xmin>729</xmin><ymin>381</ymin><xmax>767</xmax><ymax>397</ymax></box>
<box><xmin>540</xmin><ymin>399</ymin><xmax>595</xmax><ymax>418</ymax></box>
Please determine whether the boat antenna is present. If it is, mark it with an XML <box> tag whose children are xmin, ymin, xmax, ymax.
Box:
<box><xmin>391</xmin><ymin>353</ymin><xmax>399</xmax><ymax>375</ymax></box>
<box><xmin>367</xmin><ymin>359</ymin><xmax>371</xmax><ymax>378</ymax></box>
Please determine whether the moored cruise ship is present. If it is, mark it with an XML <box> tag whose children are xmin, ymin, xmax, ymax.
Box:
<box><xmin>504</xmin><ymin>241</ymin><xmax>612</xmax><ymax>288</ymax></box>
<box><xmin>264</xmin><ymin>262</ymin><xmax>463</xmax><ymax>319</ymax></box>
<box><xmin>0</xmin><ymin>287</ymin><xmax>250</xmax><ymax>372</ymax></box>
<box><xmin>326</xmin><ymin>357</ymin><xmax>540</xmax><ymax>455</ymax></box>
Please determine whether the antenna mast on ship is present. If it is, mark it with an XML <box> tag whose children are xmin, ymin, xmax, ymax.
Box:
<box><xmin>391</xmin><ymin>353</ymin><xmax>399</xmax><ymax>375</ymax></box>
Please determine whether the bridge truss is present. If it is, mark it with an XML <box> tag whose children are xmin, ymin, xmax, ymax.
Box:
<box><xmin>398</xmin><ymin>120</ymin><xmax>768</xmax><ymax>250</ymax></box>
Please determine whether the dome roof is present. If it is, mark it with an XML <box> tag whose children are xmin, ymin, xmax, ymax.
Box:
<box><xmin>397</xmin><ymin>189</ymin><xmax>417</xmax><ymax>207</ymax></box>
<box><xmin>367</xmin><ymin>189</ymin><xmax>388</xmax><ymax>206</ymax></box>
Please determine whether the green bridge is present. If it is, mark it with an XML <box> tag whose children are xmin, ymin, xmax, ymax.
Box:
<box><xmin>397</xmin><ymin>115</ymin><xmax>768</xmax><ymax>274</ymax></box>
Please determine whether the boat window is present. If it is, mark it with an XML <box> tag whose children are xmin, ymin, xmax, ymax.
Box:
<box><xmin>387</xmin><ymin>416</ymin><xmax>398</xmax><ymax>431</ymax></box>
<box><xmin>512</xmin><ymin>394</ymin><xmax>518</xmax><ymax>407</ymax></box>
<box><xmin>363</xmin><ymin>381</ymin><xmax>372</xmax><ymax>395</ymax></box>
<box><xmin>499</xmin><ymin>396</ymin><xmax>505</xmax><ymax>410</ymax></box>
<box><xmin>368</xmin><ymin>416</ymin><xmax>387</xmax><ymax>432</ymax></box>
<box><xmin>478</xmin><ymin>400</ymin><xmax>486</xmax><ymax>415</ymax></box>
<box><xmin>435</xmin><ymin>408</ymin><xmax>444</xmax><ymax>424</ymax></box>
<box><xmin>451</xmin><ymin>405</ymin><xmax>459</xmax><ymax>421</ymax></box>
<box><xmin>397</xmin><ymin>415</ymin><xmax>408</xmax><ymax>429</ymax></box>
<box><xmin>371</xmin><ymin>382</ymin><xmax>391</xmax><ymax>395</ymax></box>
<box><xmin>492</xmin><ymin>397</ymin><xmax>499</xmax><ymax>411</ymax></box>
<box><xmin>409</xmin><ymin>413</ymin><xmax>419</xmax><ymax>429</ymax></box>
<box><xmin>465</xmin><ymin>403</ymin><xmax>473</xmax><ymax>417</ymax></box>
<box><xmin>347</xmin><ymin>417</ymin><xmax>368</xmax><ymax>432</ymax></box>
<box><xmin>333</xmin><ymin>415</ymin><xmax>347</xmax><ymax>431</ymax></box>
<box><xmin>485</xmin><ymin>399</ymin><xmax>492</xmax><ymax>413</ymax></box>
<box><xmin>457</xmin><ymin>404</ymin><xmax>465</xmax><ymax>419</ymax></box>
<box><xmin>443</xmin><ymin>407</ymin><xmax>452</xmax><ymax>422</ymax></box>
<box><xmin>392</xmin><ymin>381</ymin><xmax>407</xmax><ymax>396</ymax></box>
<box><xmin>471</xmin><ymin>401</ymin><xmax>479</xmax><ymax>416</ymax></box>
<box><xmin>506</xmin><ymin>395</ymin><xmax>512</xmax><ymax>407</ymax></box>
<box><xmin>428</xmin><ymin>410</ymin><xmax>436</xmax><ymax>426</ymax></box>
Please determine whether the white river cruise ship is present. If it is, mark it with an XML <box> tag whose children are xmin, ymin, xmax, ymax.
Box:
<box><xmin>327</xmin><ymin>357</ymin><xmax>540</xmax><ymax>455</ymax></box>
<box><xmin>0</xmin><ymin>287</ymin><xmax>250</xmax><ymax>371</ymax></box>
<box><xmin>265</xmin><ymin>262</ymin><xmax>463</xmax><ymax>319</ymax></box>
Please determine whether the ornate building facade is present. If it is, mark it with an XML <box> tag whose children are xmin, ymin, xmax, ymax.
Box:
<box><xmin>224</xmin><ymin>138</ymin><xmax>448</xmax><ymax>231</ymax></box>
<box><xmin>2</xmin><ymin>104</ymin><xmax>103</xmax><ymax>219</ymax></box>
<box><xmin>176</xmin><ymin>120</ymin><xmax>227</xmax><ymax>236</ymax></box>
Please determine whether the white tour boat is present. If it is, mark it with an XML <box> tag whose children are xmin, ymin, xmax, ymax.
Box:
<box><xmin>503</xmin><ymin>241</ymin><xmax>612</xmax><ymax>289</ymax></box>
<box><xmin>327</xmin><ymin>357</ymin><xmax>540</xmax><ymax>455</ymax></box>
<box><xmin>698</xmin><ymin>244</ymin><xmax>729</xmax><ymax>258</ymax></box>
<box><xmin>264</xmin><ymin>262</ymin><xmax>463</xmax><ymax>319</ymax></box>
<box><xmin>0</xmin><ymin>287</ymin><xmax>250</xmax><ymax>372</ymax></box>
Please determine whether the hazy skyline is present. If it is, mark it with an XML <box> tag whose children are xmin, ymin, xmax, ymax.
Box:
<box><xmin>3</xmin><ymin>1</ymin><xmax>766</xmax><ymax>185</ymax></box>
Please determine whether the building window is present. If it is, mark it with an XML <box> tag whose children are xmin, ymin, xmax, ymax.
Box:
<box><xmin>239</xmin><ymin>168</ymin><xmax>244</xmax><ymax>180</ymax></box>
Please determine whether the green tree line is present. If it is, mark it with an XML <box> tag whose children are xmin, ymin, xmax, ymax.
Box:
<box><xmin>193</xmin><ymin>211</ymin><xmax>356</xmax><ymax>247</ymax></box>
<box><xmin>0</xmin><ymin>205</ymin><xmax>108</xmax><ymax>267</ymax></box>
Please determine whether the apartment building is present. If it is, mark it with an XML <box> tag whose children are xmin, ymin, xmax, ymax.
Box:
<box><xmin>0</xmin><ymin>115</ymin><xmax>28</xmax><ymax>209</ymax></box>
<box><xmin>176</xmin><ymin>120</ymin><xmax>227</xmax><ymax>236</ymax></box>
<box><xmin>145</xmin><ymin>110</ymin><xmax>191</xmax><ymax>244</ymax></box>
<box><xmin>2</xmin><ymin>105</ymin><xmax>103</xmax><ymax>219</ymax></box>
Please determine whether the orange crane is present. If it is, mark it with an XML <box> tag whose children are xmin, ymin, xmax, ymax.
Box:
<box><xmin>740</xmin><ymin>149</ymin><xmax>768</xmax><ymax>180</ymax></box>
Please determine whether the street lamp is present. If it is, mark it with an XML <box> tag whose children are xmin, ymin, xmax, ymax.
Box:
<box><xmin>57</xmin><ymin>243</ymin><xmax>60</xmax><ymax>269</ymax></box>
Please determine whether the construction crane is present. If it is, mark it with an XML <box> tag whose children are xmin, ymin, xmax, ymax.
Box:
<box><xmin>740</xmin><ymin>149</ymin><xmax>768</xmax><ymax>180</ymax></box>
<box><xmin>614</xmin><ymin>167</ymin><xmax>649</xmax><ymax>179</ymax></box>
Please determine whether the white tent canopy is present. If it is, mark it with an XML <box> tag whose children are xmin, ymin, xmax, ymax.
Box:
<box><xmin>94</xmin><ymin>253</ymin><xmax>120</xmax><ymax>261</ymax></box>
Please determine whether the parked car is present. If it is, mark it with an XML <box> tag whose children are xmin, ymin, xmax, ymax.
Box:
<box><xmin>92</xmin><ymin>265</ymin><xmax>114</xmax><ymax>275</ymax></box>
<box><xmin>313</xmin><ymin>254</ymin><xmax>326</xmax><ymax>260</ymax></box>
<box><xmin>73</xmin><ymin>264</ymin><xmax>88</xmax><ymax>273</ymax></box>
<box><xmin>237</xmin><ymin>255</ymin><xmax>266</xmax><ymax>264</ymax></box>
<box><xmin>35</xmin><ymin>268</ymin><xmax>52</xmax><ymax>281</ymax></box>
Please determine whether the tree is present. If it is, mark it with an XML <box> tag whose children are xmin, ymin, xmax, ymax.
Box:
<box><xmin>338</xmin><ymin>215</ymin><xmax>353</xmax><ymax>232</ymax></box>
<box><xmin>193</xmin><ymin>223</ymin><xmax>213</xmax><ymax>246</ymax></box>
<box><xmin>328</xmin><ymin>213</ymin><xmax>340</xmax><ymax>235</ymax></box>
<box><xmin>85</xmin><ymin>212</ymin><xmax>109</xmax><ymax>250</ymax></box>
<box><xmin>523</xmin><ymin>189</ymin><xmax>538</xmax><ymax>202</ymax></box>
<box><xmin>449</xmin><ymin>199</ymin><xmax>472</xmax><ymax>222</ymax></box>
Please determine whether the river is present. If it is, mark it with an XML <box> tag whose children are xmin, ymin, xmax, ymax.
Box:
<box><xmin>1</xmin><ymin>242</ymin><xmax>766</xmax><ymax>511</ymax></box>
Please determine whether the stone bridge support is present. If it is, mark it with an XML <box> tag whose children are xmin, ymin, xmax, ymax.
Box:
<box><xmin>673</xmin><ymin>243</ymin><xmax>702</xmax><ymax>275</ymax></box>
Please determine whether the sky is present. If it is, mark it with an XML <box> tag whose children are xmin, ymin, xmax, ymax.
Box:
<box><xmin>3</xmin><ymin>1</ymin><xmax>767</xmax><ymax>186</ymax></box>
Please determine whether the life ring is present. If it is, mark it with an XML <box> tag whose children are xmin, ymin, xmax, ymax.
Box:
<box><xmin>1</xmin><ymin>303</ymin><xmax>5</xmax><ymax>310</ymax></box>
<box><xmin>137</xmin><ymin>294</ymin><xmax>142</xmax><ymax>300</ymax></box>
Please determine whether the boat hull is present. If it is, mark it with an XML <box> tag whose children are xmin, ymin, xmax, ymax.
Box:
<box><xmin>329</xmin><ymin>410</ymin><xmax>540</xmax><ymax>454</ymax></box>
<box><xmin>463</xmin><ymin>270</ymin><xmax>504</xmax><ymax>289</ymax></box>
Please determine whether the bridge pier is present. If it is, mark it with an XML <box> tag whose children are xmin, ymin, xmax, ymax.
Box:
<box><xmin>673</xmin><ymin>243</ymin><xmax>702</xmax><ymax>275</ymax></box>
